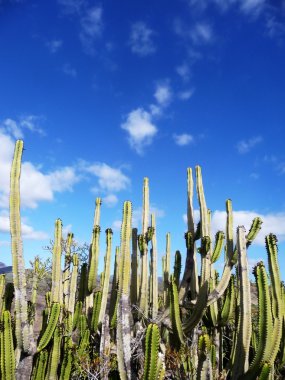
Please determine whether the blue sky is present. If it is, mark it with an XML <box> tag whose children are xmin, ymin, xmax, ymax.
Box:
<box><xmin>0</xmin><ymin>0</ymin><xmax>285</xmax><ymax>277</ymax></box>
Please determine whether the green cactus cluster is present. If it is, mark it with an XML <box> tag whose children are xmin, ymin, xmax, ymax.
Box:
<box><xmin>1</xmin><ymin>139</ymin><xmax>285</xmax><ymax>379</ymax></box>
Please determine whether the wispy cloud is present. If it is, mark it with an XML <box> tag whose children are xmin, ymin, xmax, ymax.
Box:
<box><xmin>0</xmin><ymin>116</ymin><xmax>45</xmax><ymax>139</ymax></box>
<box><xmin>46</xmin><ymin>39</ymin><xmax>63</xmax><ymax>53</ymax></box>
<box><xmin>176</xmin><ymin>62</ymin><xmax>191</xmax><ymax>82</ymax></box>
<box><xmin>121</xmin><ymin>108</ymin><xmax>158</xmax><ymax>154</ymax></box>
<box><xmin>178</xmin><ymin>89</ymin><xmax>194</xmax><ymax>100</ymax></box>
<box><xmin>173</xmin><ymin>133</ymin><xmax>194</xmax><ymax>146</ymax></box>
<box><xmin>154</xmin><ymin>82</ymin><xmax>172</xmax><ymax>107</ymax></box>
<box><xmin>129</xmin><ymin>22</ymin><xmax>156</xmax><ymax>57</ymax></box>
<box><xmin>266</xmin><ymin>16</ymin><xmax>285</xmax><ymax>39</ymax></box>
<box><xmin>239</xmin><ymin>0</ymin><xmax>265</xmax><ymax>16</ymax></box>
<box><xmin>174</xmin><ymin>19</ymin><xmax>213</xmax><ymax>44</ymax></box>
<box><xmin>62</xmin><ymin>63</ymin><xmax>77</xmax><ymax>77</ymax></box>
<box><xmin>79</xmin><ymin>6</ymin><xmax>103</xmax><ymax>53</ymax></box>
<box><xmin>236</xmin><ymin>136</ymin><xmax>262</xmax><ymax>154</ymax></box>
<box><xmin>57</xmin><ymin>0</ymin><xmax>84</xmax><ymax>15</ymax></box>
<box><xmin>102</xmin><ymin>194</ymin><xmax>118</xmax><ymax>207</ymax></box>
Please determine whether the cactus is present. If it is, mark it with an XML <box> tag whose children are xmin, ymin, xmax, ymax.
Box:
<box><xmin>31</xmin><ymin>350</ymin><xmax>48</xmax><ymax>380</ymax></box>
<box><xmin>0</xmin><ymin>275</ymin><xmax>5</xmax><ymax>315</ymax></box>
<box><xmin>45</xmin><ymin>327</ymin><xmax>62</xmax><ymax>380</ymax></box>
<box><xmin>98</xmin><ymin>228</ymin><xmax>113</xmax><ymax>325</ymax></box>
<box><xmin>169</xmin><ymin>276</ymin><xmax>184</xmax><ymax>347</ymax></box>
<box><xmin>9</xmin><ymin>140</ymin><xmax>31</xmax><ymax>356</ymax></box>
<box><xmin>63</xmin><ymin>232</ymin><xmax>73</xmax><ymax>308</ymax></box>
<box><xmin>0</xmin><ymin>310</ymin><xmax>16</xmax><ymax>380</ymax></box>
<box><xmin>117</xmin><ymin>201</ymin><xmax>132</xmax><ymax>380</ymax></box>
<box><xmin>143</xmin><ymin>324</ymin><xmax>161</xmax><ymax>380</ymax></box>
<box><xmin>150</xmin><ymin>214</ymin><xmax>158</xmax><ymax>319</ymax></box>
<box><xmin>37</xmin><ymin>302</ymin><xmax>61</xmax><ymax>352</ymax></box>
<box><xmin>51</xmin><ymin>219</ymin><xmax>63</xmax><ymax>304</ymax></box>
<box><xmin>68</xmin><ymin>254</ymin><xmax>79</xmax><ymax>315</ymax></box>
<box><xmin>139</xmin><ymin>178</ymin><xmax>150</xmax><ymax>316</ymax></box>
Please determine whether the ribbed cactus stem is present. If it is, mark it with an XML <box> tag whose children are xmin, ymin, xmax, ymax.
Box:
<box><xmin>150</xmin><ymin>213</ymin><xmax>158</xmax><ymax>319</ymax></box>
<box><xmin>9</xmin><ymin>139</ymin><xmax>31</xmax><ymax>355</ymax></box>
<box><xmin>51</xmin><ymin>219</ymin><xmax>62</xmax><ymax>304</ymax></box>
<box><xmin>93</xmin><ymin>197</ymin><xmax>102</xmax><ymax>228</ymax></box>
<box><xmin>232</xmin><ymin>226</ymin><xmax>251</xmax><ymax>379</ymax></box>
<box><xmin>130</xmin><ymin>228</ymin><xmax>139</xmax><ymax>305</ymax></box>
<box><xmin>87</xmin><ymin>225</ymin><xmax>101</xmax><ymax>293</ymax></box>
<box><xmin>68</xmin><ymin>254</ymin><xmax>79</xmax><ymax>315</ymax></box>
<box><xmin>109</xmin><ymin>246</ymin><xmax>119</xmax><ymax>327</ymax></box>
<box><xmin>0</xmin><ymin>275</ymin><xmax>5</xmax><ymax>315</ymax></box>
<box><xmin>63</xmin><ymin>232</ymin><xmax>73</xmax><ymax>308</ymax></box>
<box><xmin>139</xmin><ymin>177</ymin><xmax>149</xmax><ymax>315</ymax></box>
<box><xmin>196</xmin><ymin>166</ymin><xmax>211</xmax><ymax>285</ymax></box>
<box><xmin>117</xmin><ymin>201</ymin><xmax>132</xmax><ymax>380</ymax></box>
<box><xmin>98</xmin><ymin>228</ymin><xmax>113</xmax><ymax>325</ymax></box>
<box><xmin>1</xmin><ymin>310</ymin><xmax>16</xmax><ymax>380</ymax></box>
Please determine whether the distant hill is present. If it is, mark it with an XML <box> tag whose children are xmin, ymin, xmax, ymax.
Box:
<box><xmin>0</xmin><ymin>266</ymin><xmax>12</xmax><ymax>274</ymax></box>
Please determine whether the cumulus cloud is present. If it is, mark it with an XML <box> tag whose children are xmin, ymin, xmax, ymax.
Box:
<box><xmin>0</xmin><ymin>129</ymin><xmax>79</xmax><ymax>209</ymax></box>
<box><xmin>183</xmin><ymin>209</ymin><xmax>285</xmax><ymax>245</ymax></box>
<box><xmin>0</xmin><ymin>212</ymin><xmax>48</xmax><ymax>240</ymax></box>
<box><xmin>121</xmin><ymin>108</ymin><xmax>158</xmax><ymax>154</ymax></box>
<box><xmin>102</xmin><ymin>194</ymin><xmax>118</xmax><ymax>207</ymax></box>
<box><xmin>129</xmin><ymin>22</ymin><xmax>156</xmax><ymax>56</ymax></box>
<box><xmin>154</xmin><ymin>83</ymin><xmax>172</xmax><ymax>106</ymax></box>
<box><xmin>236</xmin><ymin>136</ymin><xmax>262</xmax><ymax>154</ymax></box>
<box><xmin>173</xmin><ymin>133</ymin><xmax>194</xmax><ymax>146</ymax></box>
<box><xmin>82</xmin><ymin>162</ymin><xmax>130</xmax><ymax>192</ymax></box>
<box><xmin>46</xmin><ymin>39</ymin><xmax>63</xmax><ymax>53</ymax></box>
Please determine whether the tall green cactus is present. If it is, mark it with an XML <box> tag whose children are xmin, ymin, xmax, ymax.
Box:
<box><xmin>143</xmin><ymin>324</ymin><xmax>162</xmax><ymax>380</ymax></box>
<box><xmin>117</xmin><ymin>201</ymin><xmax>132</xmax><ymax>380</ymax></box>
<box><xmin>98</xmin><ymin>228</ymin><xmax>113</xmax><ymax>325</ymax></box>
<box><xmin>51</xmin><ymin>219</ymin><xmax>62</xmax><ymax>304</ymax></box>
<box><xmin>9</xmin><ymin>140</ymin><xmax>31</xmax><ymax>356</ymax></box>
<box><xmin>0</xmin><ymin>310</ymin><xmax>16</xmax><ymax>380</ymax></box>
<box><xmin>150</xmin><ymin>214</ymin><xmax>158</xmax><ymax>319</ymax></box>
<box><xmin>139</xmin><ymin>177</ymin><xmax>150</xmax><ymax>316</ymax></box>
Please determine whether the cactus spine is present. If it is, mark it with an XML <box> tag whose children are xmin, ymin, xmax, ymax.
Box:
<box><xmin>0</xmin><ymin>310</ymin><xmax>16</xmax><ymax>380</ymax></box>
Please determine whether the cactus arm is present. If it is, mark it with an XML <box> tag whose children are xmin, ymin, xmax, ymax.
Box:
<box><xmin>139</xmin><ymin>178</ymin><xmax>150</xmax><ymax>316</ymax></box>
<box><xmin>183</xmin><ymin>281</ymin><xmax>209</xmax><ymax>334</ymax></box>
<box><xmin>117</xmin><ymin>201</ymin><xmax>132</xmax><ymax>380</ymax></box>
<box><xmin>0</xmin><ymin>275</ymin><xmax>5</xmax><ymax>315</ymax></box>
<box><xmin>78</xmin><ymin>328</ymin><xmax>90</xmax><ymax>356</ymax></box>
<box><xmin>143</xmin><ymin>324</ymin><xmax>160</xmax><ymax>380</ymax></box>
<box><xmin>173</xmin><ymin>250</ymin><xmax>181</xmax><ymax>289</ymax></box>
<box><xmin>130</xmin><ymin>228</ymin><xmax>139</xmax><ymax>305</ymax></box>
<box><xmin>87</xmin><ymin>225</ymin><xmax>101</xmax><ymax>293</ymax></box>
<box><xmin>109</xmin><ymin>246</ymin><xmax>119</xmax><ymax>328</ymax></box>
<box><xmin>45</xmin><ymin>327</ymin><xmax>61</xmax><ymax>380</ymax></box>
<box><xmin>100</xmin><ymin>315</ymin><xmax>110</xmax><ymax>380</ymax></box>
<box><xmin>232</xmin><ymin>226</ymin><xmax>252</xmax><ymax>379</ymax></box>
<box><xmin>51</xmin><ymin>219</ymin><xmax>62</xmax><ymax>304</ymax></box>
<box><xmin>170</xmin><ymin>276</ymin><xmax>184</xmax><ymax>347</ymax></box>
<box><xmin>98</xmin><ymin>229</ymin><xmax>113</xmax><ymax>325</ymax></box>
<box><xmin>91</xmin><ymin>290</ymin><xmax>102</xmax><ymax>332</ymax></box>
<box><xmin>37</xmin><ymin>303</ymin><xmax>61</xmax><ymax>352</ymax></box>
<box><xmin>63</xmin><ymin>232</ymin><xmax>73</xmax><ymax>308</ymax></box>
<box><xmin>9</xmin><ymin>140</ymin><xmax>31</xmax><ymax>355</ymax></box>
<box><xmin>93</xmin><ymin>197</ymin><xmax>102</xmax><ymax>227</ymax></box>
<box><xmin>67</xmin><ymin>254</ymin><xmax>79</xmax><ymax>315</ymax></box>
<box><xmin>211</xmin><ymin>231</ymin><xmax>225</xmax><ymax>263</ymax></box>
<box><xmin>150</xmin><ymin>214</ymin><xmax>158</xmax><ymax>319</ymax></box>
<box><xmin>31</xmin><ymin>350</ymin><xmax>48</xmax><ymax>380</ymax></box>
<box><xmin>197</xmin><ymin>334</ymin><xmax>213</xmax><ymax>380</ymax></box>
<box><xmin>1</xmin><ymin>311</ymin><xmax>16</xmax><ymax>380</ymax></box>
<box><xmin>220</xmin><ymin>275</ymin><xmax>235</xmax><ymax>326</ymax></box>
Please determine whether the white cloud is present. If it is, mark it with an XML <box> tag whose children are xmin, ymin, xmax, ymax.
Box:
<box><xmin>121</xmin><ymin>108</ymin><xmax>158</xmax><ymax>154</ymax></box>
<box><xmin>0</xmin><ymin>130</ymin><xmax>79</xmax><ymax>209</ymax></box>
<box><xmin>178</xmin><ymin>89</ymin><xmax>194</xmax><ymax>100</ymax></box>
<box><xmin>154</xmin><ymin>83</ymin><xmax>172</xmax><ymax>106</ymax></box>
<box><xmin>129</xmin><ymin>22</ymin><xmax>156</xmax><ymax>56</ymax></box>
<box><xmin>237</xmin><ymin>136</ymin><xmax>262</xmax><ymax>154</ymax></box>
<box><xmin>46</xmin><ymin>39</ymin><xmax>63</xmax><ymax>53</ymax></box>
<box><xmin>102</xmin><ymin>194</ymin><xmax>118</xmax><ymax>207</ymax></box>
<box><xmin>183</xmin><ymin>210</ymin><xmax>285</xmax><ymax>245</ymax></box>
<box><xmin>62</xmin><ymin>63</ymin><xmax>77</xmax><ymax>77</ymax></box>
<box><xmin>0</xmin><ymin>212</ymin><xmax>48</xmax><ymax>240</ymax></box>
<box><xmin>83</xmin><ymin>162</ymin><xmax>130</xmax><ymax>192</ymax></box>
<box><xmin>173</xmin><ymin>133</ymin><xmax>194</xmax><ymax>146</ymax></box>
<box><xmin>1</xmin><ymin>116</ymin><xmax>45</xmax><ymax>139</ymax></box>
<box><xmin>266</xmin><ymin>16</ymin><xmax>285</xmax><ymax>38</ymax></box>
<box><xmin>58</xmin><ymin>0</ymin><xmax>84</xmax><ymax>14</ymax></box>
